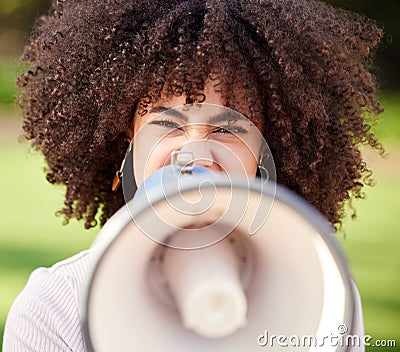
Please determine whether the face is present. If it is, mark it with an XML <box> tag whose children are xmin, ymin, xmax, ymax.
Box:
<box><xmin>130</xmin><ymin>82</ymin><xmax>264</xmax><ymax>187</ymax></box>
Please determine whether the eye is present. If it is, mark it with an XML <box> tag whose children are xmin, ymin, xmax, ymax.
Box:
<box><xmin>212</xmin><ymin>125</ymin><xmax>248</xmax><ymax>135</ymax></box>
<box><xmin>150</xmin><ymin>119</ymin><xmax>183</xmax><ymax>130</ymax></box>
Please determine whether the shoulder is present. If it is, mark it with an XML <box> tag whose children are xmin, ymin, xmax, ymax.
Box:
<box><xmin>3</xmin><ymin>249</ymin><xmax>95</xmax><ymax>352</ymax></box>
<box><xmin>34</xmin><ymin>249</ymin><xmax>96</xmax><ymax>300</ymax></box>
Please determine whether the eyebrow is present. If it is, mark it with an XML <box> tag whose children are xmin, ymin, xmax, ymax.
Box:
<box><xmin>148</xmin><ymin>106</ymin><xmax>247</xmax><ymax>125</ymax></box>
<box><xmin>149</xmin><ymin>106</ymin><xmax>186</xmax><ymax>120</ymax></box>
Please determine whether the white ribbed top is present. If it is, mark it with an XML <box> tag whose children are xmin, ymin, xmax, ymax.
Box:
<box><xmin>2</xmin><ymin>248</ymin><xmax>366</xmax><ymax>352</ymax></box>
<box><xmin>3</xmin><ymin>250</ymin><xmax>94</xmax><ymax>352</ymax></box>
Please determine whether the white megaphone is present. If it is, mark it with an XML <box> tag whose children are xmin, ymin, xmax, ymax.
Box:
<box><xmin>81</xmin><ymin>150</ymin><xmax>356</xmax><ymax>352</ymax></box>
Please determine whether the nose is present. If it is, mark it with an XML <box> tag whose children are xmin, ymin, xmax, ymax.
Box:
<box><xmin>180</xmin><ymin>140</ymin><xmax>215</xmax><ymax>169</ymax></box>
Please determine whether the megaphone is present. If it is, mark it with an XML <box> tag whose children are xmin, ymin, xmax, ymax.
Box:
<box><xmin>81</xmin><ymin>152</ymin><xmax>356</xmax><ymax>352</ymax></box>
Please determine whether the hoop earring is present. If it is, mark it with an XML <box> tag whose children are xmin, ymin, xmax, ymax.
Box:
<box><xmin>112</xmin><ymin>140</ymin><xmax>133</xmax><ymax>191</ymax></box>
<box><xmin>257</xmin><ymin>154</ymin><xmax>270</xmax><ymax>183</ymax></box>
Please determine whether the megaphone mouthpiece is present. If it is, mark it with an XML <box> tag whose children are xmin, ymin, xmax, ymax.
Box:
<box><xmin>162</xmin><ymin>234</ymin><xmax>248</xmax><ymax>339</ymax></box>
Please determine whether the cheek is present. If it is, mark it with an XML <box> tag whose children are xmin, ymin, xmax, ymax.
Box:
<box><xmin>144</xmin><ymin>139</ymin><xmax>181</xmax><ymax>177</ymax></box>
<box><xmin>133</xmin><ymin>134</ymin><xmax>183</xmax><ymax>186</ymax></box>
<box><xmin>235</xmin><ymin>149</ymin><xmax>258</xmax><ymax>176</ymax></box>
<box><xmin>230</xmin><ymin>147</ymin><xmax>257</xmax><ymax>176</ymax></box>
<box><xmin>245</xmin><ymin>158</ymin><xmax>259</xmax><ymax>176</ymax></box>
<box><xmin>210</xmin><ymin>138</ymin><xmax>259</xmax><ymax>177</ymax></box>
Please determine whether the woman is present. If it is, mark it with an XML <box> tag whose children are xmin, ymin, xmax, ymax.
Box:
<box><xmin>3</xmin><ymin>0</ymin><xmax>383</xmax><ymax>350</ymax></box>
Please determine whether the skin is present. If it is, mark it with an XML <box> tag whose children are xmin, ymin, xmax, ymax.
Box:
<box><xmin>130</xmin><ymin>82</ymin><xmax>264</xmax><ymax>187</ymax></box>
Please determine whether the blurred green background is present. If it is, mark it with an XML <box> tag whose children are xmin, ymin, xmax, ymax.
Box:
<box><xmin>0</xmin><ymin>1</ymin><xmax>399</xmax><ymax>351</ymax></box>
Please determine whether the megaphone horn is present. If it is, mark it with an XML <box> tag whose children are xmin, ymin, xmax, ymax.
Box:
<box><xmin>81</xmin><ymin>156</ymin><xmax>355</xmax><ymax>352</ymax></box>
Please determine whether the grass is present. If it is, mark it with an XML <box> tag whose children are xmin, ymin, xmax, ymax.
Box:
<box><xmin>373</xmin><ymin>93</ymin><xmax>400</xmax><ymax>143</ymax></box>
<box><xmin>0</xmin><ymin>142</ymin><xmax>97</xmax><ymax>348</ymax></box>
<box><xmin>0</xmin><ymin>57</ymin><xmax>20</xmax><ymax>107</ymax></box>
<box><xmin>337</xmin><ymin>174</ymin><xmax>400</xmax><ymax>351</ymax></box>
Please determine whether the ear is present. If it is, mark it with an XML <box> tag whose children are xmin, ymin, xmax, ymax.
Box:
<box><xmin>126</xmin><ymin>103</ymin><xmax>138</xmax><ymax>141</ymax></box>
<box><xmin>126</xmin><ymin>123</ymin><xmax>134</xmax><ymax>141</ymax></box>
<box><xmin>126</xmin><ymin>109</ymin><xmax>136</xmax><ymax>141</ymax></box>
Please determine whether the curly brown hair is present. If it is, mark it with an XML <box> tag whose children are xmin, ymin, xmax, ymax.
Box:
<box><xmin>17</xmin><ymin>0</ymin><xmax>384</xmax><ymax>229</ymax></box>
